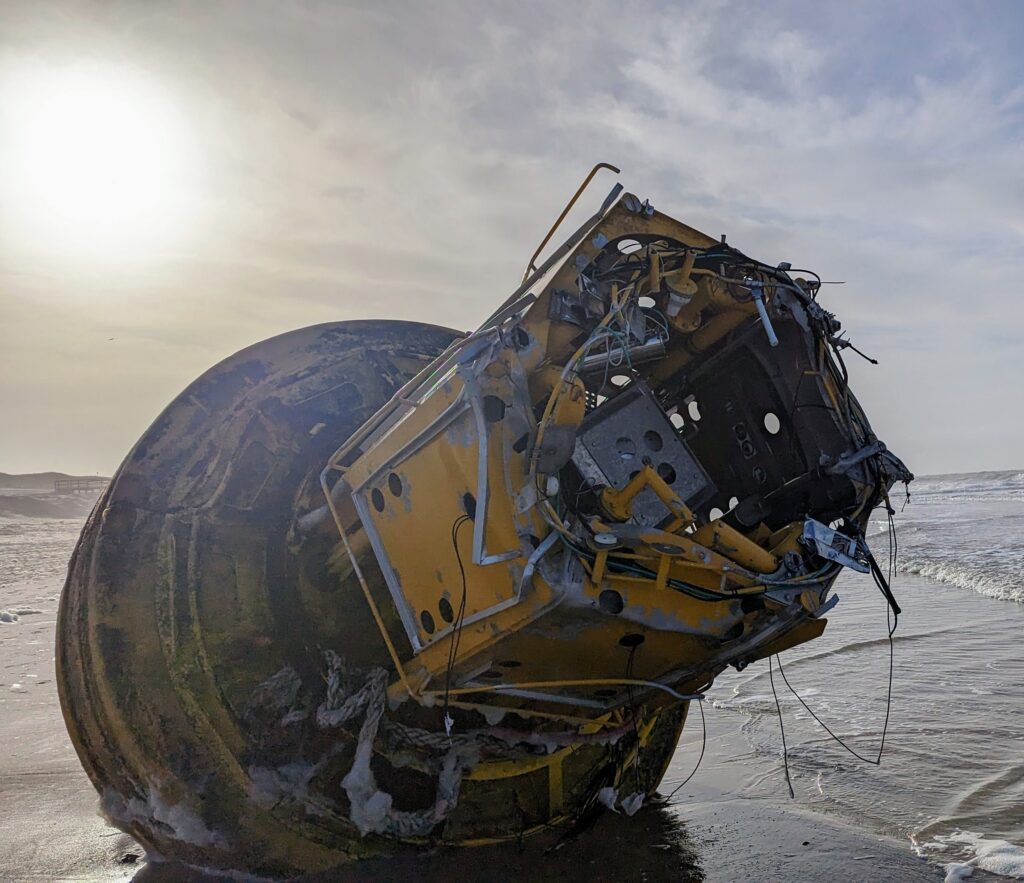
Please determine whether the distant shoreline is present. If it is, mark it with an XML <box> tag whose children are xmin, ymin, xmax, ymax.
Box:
<box><xmin>0</xmin><ymin>485</ymin><xmax>103</xmax><ymax>519</ymax></box>
<box><xmin>0</xmin><ymin>471</ymin><xmax>111</xmax><ymax>491</ymax></box>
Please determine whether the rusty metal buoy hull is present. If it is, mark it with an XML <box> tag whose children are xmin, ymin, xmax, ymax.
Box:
<box><xmin>56</xmin><ymin>320</ymin><xmax>684</xmax><ymax>876</ymax></box>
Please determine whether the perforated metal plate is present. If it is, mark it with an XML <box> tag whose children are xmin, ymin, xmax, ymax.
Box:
<box><xmin>572</xmin><ymin>381</ymin><xmax>715</xmax><ymax>526</ymax></box>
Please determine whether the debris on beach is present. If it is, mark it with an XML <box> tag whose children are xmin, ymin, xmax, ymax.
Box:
<box><xmin>1</xmin><ymin>607</ymin><xmax>45</xmax><ymax>624</ymax></box>
<box><xmin>56</xmin><ymin>167</ymin><xmax>911</xmax><ymax>876</ymax></box>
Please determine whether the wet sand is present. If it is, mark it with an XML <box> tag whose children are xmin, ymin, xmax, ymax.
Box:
<box><xmin>0</xmin><ymin>567</ymin><xmax>950</xmax><ymax>882</ymax></box>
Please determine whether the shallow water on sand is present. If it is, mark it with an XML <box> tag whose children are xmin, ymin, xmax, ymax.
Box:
<box><xmin>661</xmin><ymin>471</ymin><xmax>1024</xmax><ymax>881</ymax></box>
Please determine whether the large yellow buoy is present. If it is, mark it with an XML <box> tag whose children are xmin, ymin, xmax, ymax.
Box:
<box><xmin>58</xmin><ymin>175</ymin><xmax>910</xmax><ymax>877</ymax></box>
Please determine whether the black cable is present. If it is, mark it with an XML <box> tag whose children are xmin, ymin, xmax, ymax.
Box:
<box><xmin>887</xmin><ymin>506</ymin><xmax>898</xmax><ymax>589</ymax></box>
<box><xmin>867</xmin><ymin>548</ymin><xmax>901</xmax><ymax>631</ymax></box>
<box><xmin>781</xmin><ymin>268</ymin><xmax>823</xmax><ymax>289</ymax></box>
<box><xmin>625</xmin><ymin>644</ymin><xmax>643</xmax><ymax>789</ymax></box>
<box><xmin>828</xmin><ymin>339</ymin><xmax>857</xmax><ymax>439</ymax></box>
<box><xmin>775</xmin><ymin>653</ymin><xmax>891</xmax><ymax>766</ymax></box>
<box><xmin>442</xmin><ymin>514</ymin><xmax>472</xmax><ymax>735</ymax></box>
<box><xmin>878</xmin><ymin>610</ymin><xmax>895</xmax><ymax>760</ymax></box>
<box><xmin>879</xmin><ymin>507</ymin><xmax>900</xmax><ymax>758</ymax></box>
<box><xmin>769</xmin><ymin>656</ymin><xmax>796</xmax><ymax>798</ymax></box>
<box><xmin>843</xmin><ymin>339</ymin><xmax>879</xmax><ymax>365</ymax></box>
<box><xmin>774</xmin><ymin>515</ymin><xmax>899</xmax><ymax>766</ymax></box>
<box><xmin>665</xmin><ymin>698</ymin><xmax>706</xmax><ymax>799</ymax></box>
<box><xmin>848</xmin><ymin>516</ymin><xmax>901</xmax><ymax>629</ymax></box>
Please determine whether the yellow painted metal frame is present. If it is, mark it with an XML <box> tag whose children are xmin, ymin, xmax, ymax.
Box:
<box><xmin>317</xmin><ymin>183</ymin><xmax>858</xmax><ymax>731</ymax></box>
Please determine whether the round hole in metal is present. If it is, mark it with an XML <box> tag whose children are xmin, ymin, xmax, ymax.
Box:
<box><xmin>438</xmin><ymin>597</ymin><xmax>454</xmax><ymax>623</ymax></box>
<box><xmin>482</xmin><ymin>396</ymin><xmax>506</xmax><ymax>422</ymax></box>
<box><xmin>420</xmin><ymin>610</ymin><xmax>436</xmax><ymax>634</ymax></box>
<box><xmin>644</xmin><ymin>429</ymin><xmax>664</xmax><ymax>452</ymax></box>
<box><xmin>598</xmin><ymin>589</ymin><xmax>625</xmax><ymax>615</ymax></box>
<box><xmin>652</xmin><ymin>542</ymin><xmax>685</xmax><ymax>555</ymax></box>
<box><xmin>615</xmin><ymin>436</ymin><xmax>637</xmax><ymax>461</ymax></box>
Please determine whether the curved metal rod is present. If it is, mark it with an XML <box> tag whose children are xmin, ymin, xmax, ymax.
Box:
<box><xmin>522</xmin><ymin>162</ymin><xmax>621</xmax><ymax>281</ymax></box>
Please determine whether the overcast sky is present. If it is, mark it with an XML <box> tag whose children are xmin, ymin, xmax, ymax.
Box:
<box><xmin>1</xmin><ymin>1</ymin><xmax>1022</xmax><ymax>476</ymax></box>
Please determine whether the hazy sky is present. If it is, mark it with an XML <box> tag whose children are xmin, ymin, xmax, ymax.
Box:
<box><xmin>1</xmin><ymin>1</ymin><xmax>1022</xmax><ymax>476</ymax></box>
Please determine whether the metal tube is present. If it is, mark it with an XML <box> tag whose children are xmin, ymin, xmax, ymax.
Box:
<box><xmin>522</xmin><ymin>162</ymin><xmax>620</xmax><ymax>281</ymax></box>
<box><xmin>577</xmin><ymin>336</ymin><xmax>666</xmax><ymax>374</ymax></box>
<box><xmin>746</xmin><ymin>277</ymin><xmax>779</xmax><ymax>347</ymax></box>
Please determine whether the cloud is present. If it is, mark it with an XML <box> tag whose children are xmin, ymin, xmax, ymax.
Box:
<box><xmin>0</xmin><ymin>0</ymin><xmax>1021</xmax><ymax>473</ymax></box>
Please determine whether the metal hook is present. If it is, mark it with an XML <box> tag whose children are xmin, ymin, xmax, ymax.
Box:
<box><xmin>522</xmin><ymin>162</ymin><xmax>621</xmax><ymax>281</ymax></box>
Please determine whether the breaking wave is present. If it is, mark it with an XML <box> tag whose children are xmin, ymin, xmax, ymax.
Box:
<box><xmin>893</xmin><ymin>470</ymin><xmax>1024</xmax><ymax>604</ymax></box>
<box><xmin>898</xmin><ymin>558</ymin><xmax>1024</xmax><ymax>604</ymax></box>
<box><xmin>912</xmin><ymin>470</ymin><xmax>1024</xmax><ymax>500</ymax></box>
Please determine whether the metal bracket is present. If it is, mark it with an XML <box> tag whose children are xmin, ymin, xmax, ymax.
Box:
<box><xmin>802</xmin><ymin>519</ymin><xmax>869</xmax><ymax>573</ymax></box>
<box><xmin>548</xmin><ymin>287</ymin><xmax>606</xmax><ymax>329</ymax></box>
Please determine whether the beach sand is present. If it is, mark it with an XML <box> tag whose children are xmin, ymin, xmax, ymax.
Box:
<box><xmin>1</xmin><ymin>567</ymin><xmax>948</xmax><ymax>882</ymax></box>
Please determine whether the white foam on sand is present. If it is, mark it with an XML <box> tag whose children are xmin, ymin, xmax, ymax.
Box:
<box><xmin>0</xmin><ymin>607</ymin><xmax>43</xmax><ymax>623</ymax></box>
<box><xmin>917</xmin><ymin>831</ymin><xmax>1024</xmax><ymax>881</ymax></box>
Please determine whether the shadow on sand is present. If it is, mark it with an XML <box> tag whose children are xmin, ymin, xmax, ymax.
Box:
<box><xmin>131</xmin><ymin>800</ymin><xmax>705</xmax><ymax>882</ymax></box>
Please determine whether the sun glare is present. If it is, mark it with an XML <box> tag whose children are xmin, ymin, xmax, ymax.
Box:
<box><xmin>0</xmin><ymin>63</ymin><xmax>196</xmax><ymax>258</ymax></box>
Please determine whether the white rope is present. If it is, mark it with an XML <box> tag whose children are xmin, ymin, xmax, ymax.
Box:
<box><xmin>316</xmin><ymin>654</ymin><xmax>470</xmax><ymax>838</ymax></box>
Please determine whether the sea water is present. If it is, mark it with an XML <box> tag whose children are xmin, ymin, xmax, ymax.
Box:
<box><xmin>662</xmin><ymin>471</ymin><xmax>1024</xmax><ymax>880</ymax></box>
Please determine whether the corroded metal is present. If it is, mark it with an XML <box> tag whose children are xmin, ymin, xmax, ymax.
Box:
<box><xmin>57</xmin><ymin>182</ymin><xmax>911</xmax><ymax>877</ymax></box>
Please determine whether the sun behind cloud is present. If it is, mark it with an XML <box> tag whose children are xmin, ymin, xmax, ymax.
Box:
<box><xmin>0</xmin><ymin>61</ymin><xmax>198</xmax><ymax>259</ymax></box>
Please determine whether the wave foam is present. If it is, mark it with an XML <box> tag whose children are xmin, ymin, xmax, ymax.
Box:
<box><xmin>917</xmin><ymin>831</ymin><xmax>1024</xmax><ymax>881</ymax></box>
<box><xmin>899</xmin><ymin>559</ymin><xmax>1024</xmax><ymax>603</ymax></box>
<box><xmin>915</xmin><ymin>471</ymin><xmax>1024</xmax><ymax>497</ymax></box>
